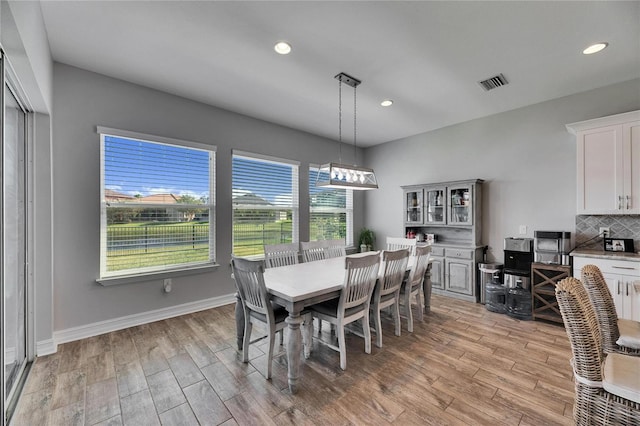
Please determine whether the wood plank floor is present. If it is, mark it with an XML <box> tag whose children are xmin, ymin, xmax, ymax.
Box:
<box><xmin>11</xmin><ymin>295</ymin><xmax>575</xmax><ymax>425</ymax></box>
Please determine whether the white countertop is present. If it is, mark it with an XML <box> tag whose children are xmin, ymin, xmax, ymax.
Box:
<box><xmin>570</xmin><ymin>248</ymin><xmax>640</xmax><ymax>261</ymax></box>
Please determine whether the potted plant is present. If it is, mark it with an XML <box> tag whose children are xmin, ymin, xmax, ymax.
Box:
<box><xmin>358</xmin><ymin>228</ymin><xmax>375</xmax><ymax>252</ymax></box>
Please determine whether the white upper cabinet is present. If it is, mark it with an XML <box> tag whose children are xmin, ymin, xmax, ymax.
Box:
<box><xmin>567</xmin><ymin>111</ymin><xmax>640</xmax><ymax>215</ymax></box>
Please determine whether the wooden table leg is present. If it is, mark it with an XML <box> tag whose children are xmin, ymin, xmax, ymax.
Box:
<box><xmin>423</xmin><ymin>263</ymin><xmax>433</xmax><ymax>313</ymax></box>
<box><xmin>235</xmin><ymin>293</ymin><xmax>244</xmax><ymax>350</ymax></box>
<box><xmin>285</xmin><ymin>309</ymin><xmax>304</xmax><ymax>394</ymax></box>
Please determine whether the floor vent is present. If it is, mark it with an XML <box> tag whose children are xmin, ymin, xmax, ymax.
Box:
<box><xmin>478</xmin><ymin>73</ymin><xmax>508</xmax><ymax>91</ymax></box>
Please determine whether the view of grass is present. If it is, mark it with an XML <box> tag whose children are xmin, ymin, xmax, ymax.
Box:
<box><xmin>107</xmin><ymin>218</ymin><xmax>346</xmax><ymax>271</ymax></box>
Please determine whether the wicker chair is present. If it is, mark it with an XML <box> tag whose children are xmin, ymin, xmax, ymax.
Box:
<box><xmin>371</xmin><ymin>249</ymin><xmax>410</xmax><ymax>347</ymax></box>
<box><xmin>400</xmin><ymin>245</ymin><xmax>431</xmax><ymax>332</ymax></box>
<box><xmin>264</xmin><ymin>242</ymin><xmax>299</xmax><ymax>268</ymax></box>
<box><xmin>556</xmin><ymin>277</ymin><xmax>640</xmax><ymax>425</ymax></box>
<box><xmin>581</xmin><ymin>264</ymin><xmax>640</xmax><ymax>355</ymax></box>
<box><xmin>386</xmin><ymin>236</ymin><xmax>417</xmax><ymax>256</ymax></box>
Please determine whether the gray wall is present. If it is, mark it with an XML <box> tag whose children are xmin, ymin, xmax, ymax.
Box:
<box><xmin>52</xmin><ymin>63</ymin><xmax>365</xmax><ymax>333</ymax></box>
<box><xmin>363</xmin><ymin>79</ymin><xmax>640</xmax><ymax>263</ymax></box>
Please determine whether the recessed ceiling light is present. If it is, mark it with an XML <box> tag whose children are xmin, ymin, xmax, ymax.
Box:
<box><xmin>583</xmin><ymin>42</ymin><xmax>608</xmax><ymax>55</ymax></box>
<box><xmin>274</xmin><ymin>41</ymin><xmax>292</xmax><ymax>55</ymax></box>
<box><xmin>380</xmin><ymin>99</ymin><xmax>393</xmax><ymax>107</ymax></box>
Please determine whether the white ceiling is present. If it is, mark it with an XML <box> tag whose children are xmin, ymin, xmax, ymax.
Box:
<box><xmin>39</xmin><ymin>1</ymin><xmax>640</xmax><ymax>147</ymax></box>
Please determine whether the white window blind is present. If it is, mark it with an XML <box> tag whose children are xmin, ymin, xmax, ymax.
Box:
<box><xmin>232</xmin><ymin>151</ymin><xmax>299</xmax><ymax>256</ymax></box>
<box><xmin>310</xmin><ymin>166</ymin><xmax>353</xmax><ymax>246</ymax></box>
<box><xmin>99</xmin><ymin>128</ymin><xmax>216</xmax><ymax>278</ymax></box>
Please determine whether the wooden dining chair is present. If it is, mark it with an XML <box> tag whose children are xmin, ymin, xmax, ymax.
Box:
<box><xmin>300</xmin><ymin>240</ymin><xmax>327</xmax><ymax>262</ymax></box>
<box><xmin>386</xmin><ymin>236</ymin><xmax>417</xmax><ymax>256</ymax></box>
<box><xmin>308</xmin><ymin>252</ymin><xmax>381</xmax><ymax>370</ymax></box>
<box><xmin>581</xmin><ymin>264</ymin><xmax>640</xmax><ymax>355</ymax></box>
<box><xmin>371</xmin><ymin>249</ymin><xmax>410</xmax><ymax>347</ymax></box>
<box><xmin>555</xmin><ymin>277</ymin><xmax>640</xmax><ymax>425</ymax></box>
<box><xmin>264</xmin><ymin>242</ymin><xmax>299</xmax><ymax>268</ymax></box>
<box><xmin>231</xmin><ymin>256</ymin><xmax>310</xmax><ymax>379</ymax></box>
<box><xmin>400</xmin><ymin>245</ymin><xmax>431</xmax><ymax>332</ymax></box>
<box><xmin>324</xmin><ymin>239</ymin><xmax>347</xmax><ymax>259</ymax></box>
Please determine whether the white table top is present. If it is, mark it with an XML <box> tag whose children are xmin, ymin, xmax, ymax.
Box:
<box><xmin>263</xmin><ymin>252</ymin><xmax>417</xmax><ymax>303</ymax></box>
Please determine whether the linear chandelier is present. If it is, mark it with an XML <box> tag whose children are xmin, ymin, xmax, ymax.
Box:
<box><xmin>316</xmin><ymin>72</ymin><xmax>378</xmax><ymax>190</ymax></box>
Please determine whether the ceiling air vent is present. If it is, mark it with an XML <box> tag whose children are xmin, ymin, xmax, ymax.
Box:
<box><xmin>478</xmin><ymin>73</ymin><xmax>508</xmax><ymax>91</ymax></box>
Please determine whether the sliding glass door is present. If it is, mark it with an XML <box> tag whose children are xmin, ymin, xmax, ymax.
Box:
<box><xmin>2</xmin><ymin>54</ymin><xmax>29</xmax><ymax>422</ymax></box>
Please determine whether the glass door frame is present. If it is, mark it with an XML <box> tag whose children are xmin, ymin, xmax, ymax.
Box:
<box><xmin>1</xmin><ymin>49</ymin><xmax>35</xmax><ymax>425</ymax></box>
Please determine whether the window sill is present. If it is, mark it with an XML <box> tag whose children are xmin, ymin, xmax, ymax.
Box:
<box><xmin>97</xmin><ymin>264</ymin><xmax>220</xmax><ymax>286</ymax></box>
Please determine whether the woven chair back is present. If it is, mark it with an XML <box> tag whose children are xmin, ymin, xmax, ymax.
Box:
<box><xmin>581</xmin><ymin>264</ymin><xmax>620</xmax><ymax>352</ymax></box>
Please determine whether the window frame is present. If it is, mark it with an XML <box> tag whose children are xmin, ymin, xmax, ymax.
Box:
<box><xmin>309</xmin><ymin>165</ymin><xmax>354</xmax><ymax>247</ymax></box>
<box><xmin>97</xmin><ymin>126</ymin><xmax>217</xmax><ymax>285</ymax></box>
<box><xmin>232</xmin><ymin>150</ymin><xmax>300</xmax><ymax>257</ymax></box>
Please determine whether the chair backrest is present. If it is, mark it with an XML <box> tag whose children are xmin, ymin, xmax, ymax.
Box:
<box><xmin>377</xmin><ymin>249</ymin><xmax>411</xmax><ymax>298</ymax></box>
<box><xmin>264</xmin><ymin>242</ymin><xmax>299</xmax><ymax>268</ymax></box>
<box><xmin>301</xmin><ymin>240</ymin><xmax>328</xmax><ymax>262</ymax></box>
<box><xmin>324</xmin><ymin>239</ymin><xmax>347</xmax><ymax>259</ymax></box>
<box><xmin>386</xmin><ymin>237</ymin><xmax>417</xmax><ymax>256</ymax></box>
<box><xmin>406</xmin><ymin>245</ymin><xmax>431</xmax><ymax>291</ymax></box>
<box><xmin>556</xmin><ymin>277</ymin><xmax>603</xmax><ymax>384</ymax></box>
<box><xmin>340</xmin><ymin>252</ymin><xmax>381</xmax><ymax>311</ymax></box>
<box><xmin>581</xmin><ymin>264</ymin><xmax>619</xmax><ymax>352</ymax></box>
<box><xmin>231</xmin><ymin>256</ymin><xmax>270</xmax><ymax>316</ymax></box>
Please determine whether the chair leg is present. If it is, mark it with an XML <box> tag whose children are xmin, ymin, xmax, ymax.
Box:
<box><xmin>364</xmin><ymin>312</ymin><xmax>372</xmax><ymax>354</ymax></box>
<box><xmin>405</xmin><ymin>291</ymin><xmax>414</xmax><ymax>333</ymax></box>
<box><xmin>415</xmin><ymin>290</ymin><xmax>424</xmax><ymax>322</ymax></box>
<box><xmin>374</xmin><ymin>307</ymin><xmax>383</xmax><ymax>348</ymax></box>
<box><xmin>242</xmin><ymin>318</ymin><xmax>252</xmax><ymax>363</ymax></box>
<box><xmin>393</xmin><ymin>300</ymin><xmax>401</xmax><ymax>337</ymax></box>
<box><xmin>266</xmin><ymin>324</ymin><xmax>276</xmax><ymax>379</ymax></box>
<box><xmin>337</xmin><ymin>323</ymin><xmax>347</xmax><ymax>370</ymax></box>
<box><xmin>302</xmin><ymin>314</ymin><xmax>313</xmax><ymax>359</ymax></box>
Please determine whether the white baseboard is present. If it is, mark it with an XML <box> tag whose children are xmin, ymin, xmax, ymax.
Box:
<box><xmin>36</xmin><ymin>339</ymin><xmax>57</xmax><ymax>356</ymax></box>
<box><xmin>51</xmin><ymin>293</ymin><xmax>236</xmax><ymax>350</ymax></box>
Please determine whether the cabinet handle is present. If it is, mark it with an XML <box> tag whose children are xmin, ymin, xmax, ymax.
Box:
<box><xmin>618</xmin><ymin>195</ymin><xmax>623</xmax><ymax>210</ymax></box>
<box><xmin>626</xmin><ymin>282</ymin><xmax>629</xmax><ymax>296</ymax></box>
<box><xmin>617</xmin><ymin>282</ymin><xmax>621</xmax><ymax>295</ymax></box>
<box><xmin>627</xmin><ymin>195</ymin><xmax>631</xmax><ymax>210</ymax></box>
<box><xmin>612</xmin><ymin>266</ymin><xmax>637</xmax><ymax>270</ymax></box>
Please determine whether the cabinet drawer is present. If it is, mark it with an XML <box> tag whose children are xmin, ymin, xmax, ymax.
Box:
<box><xmin>445</xmin><ymin>248</ymin><xmax>473</xmax><ymax>260</ymax></box>
<box><xmin>573</xmin><ymin>256</ymin><xmax>640</xmax><ymax>278</ymax></box>
<box><xmin>430</xmin><ymin>246</ymin><xmax>445</xmax><ymax>256</ymax></box>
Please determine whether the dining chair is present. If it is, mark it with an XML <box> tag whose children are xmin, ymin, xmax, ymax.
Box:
<box><xmin>231</xmin><ymin>256</ymin><xmax>310</xmax><ymax>379</ymax></box>
<box><xmin>386</xmin><ymin>236</ymin><xmax>417</xmax><ymax>256</ymax></box>
<box><xmin>300</xmin><ymin>240</ymin><xmax>327</xmax><ymax>262</ymax></box>
<box><xmin>264</xmin><ymin>242</ymin><xmax>299</xmax><ymax>268</ymax></box>
<box><xmin>308</xmin><ymin>252</ymin><xmax>381</xmax><ymax>370</ymax></box>
<box><xmin>581</xmin><ymin>264</ymin><xmax>640</xmax><ymax>355</ymax></box>
<box><xmin>555</xmin><ymin>277</ymin><xmax>640</xmax><ymax>425</ymax></box>
<box><xmin>324</xmin><ymin>239</ymin><xmax>347</xmax><ymax>259</ymax></box>
<box><xmin>400</xmin><ymin>245</ymin><xmax>431</xmax><ymax>332</ymax></box>
<box><xmin>371</xmin><ymin>249</ymin><xmax>410</xmax><ymax>347</ymax></box>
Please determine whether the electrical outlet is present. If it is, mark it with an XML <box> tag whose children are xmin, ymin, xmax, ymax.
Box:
<box><xmin>599</xmin><ymin>227</ymin><xmax>610</xmax><ymax>238</ymax></box>
<box><xmin>163</xmin><ymin>278</ymin><xmax>172</xmax><ymax>293</ymax></box>
<box><xmin>519</xmin><ymin>225</ymin><xmax>527</xmax><ymax>235</ymax></box>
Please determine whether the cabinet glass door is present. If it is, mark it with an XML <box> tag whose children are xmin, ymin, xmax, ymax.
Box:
<box><xmin>425</xmin><ymin>187</ymin><xmax>445</xmax><ymax>224</ymax></box>
<box><xmin>405</xmin><ymin>189</ymin><xmax>423</xmax><ymax>224</ymax></box>
<box><xmin>448</xmin><ymin>185</ymin><xmax>473</xmax><ymax>225</ymax></box>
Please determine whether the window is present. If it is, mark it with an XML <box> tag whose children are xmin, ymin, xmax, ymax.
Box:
<box><xmin>232</xmin><ymin>151</ymin><xmax>299</xmax><ymax>256</ymax></box>
<box><xmin>99</xmin><ymin>127</ymin><xmax>216</xmax><ymax>279</ymax></box>
<box><xmin>309</xmin><ymin>166</ymin><xmax>353</xmax><ymax>245</ymax></box>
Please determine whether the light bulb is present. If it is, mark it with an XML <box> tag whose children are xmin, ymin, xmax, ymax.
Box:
<box><xmin>337</xmin><ymin>170</ymin><xmax>343</xmax><ymax>180</ymax></box>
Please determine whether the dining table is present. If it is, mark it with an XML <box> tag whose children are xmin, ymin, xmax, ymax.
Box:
<box><xmin>234</xmin><ymin>252</ymin><xmax>432</xmax><ymax>393</ymax></box>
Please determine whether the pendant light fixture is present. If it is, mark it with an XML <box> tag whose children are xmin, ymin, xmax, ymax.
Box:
<box><xmin>316</xmin><ymin>72</ymin><xmax>378</xmax><ymax>190</ymax></box>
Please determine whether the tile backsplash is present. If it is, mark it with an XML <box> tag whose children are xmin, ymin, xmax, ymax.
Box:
<box><xmin>575</xmin><ymin>215</ymin><xmax>640</xmax><ymax>252</ymax></box>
